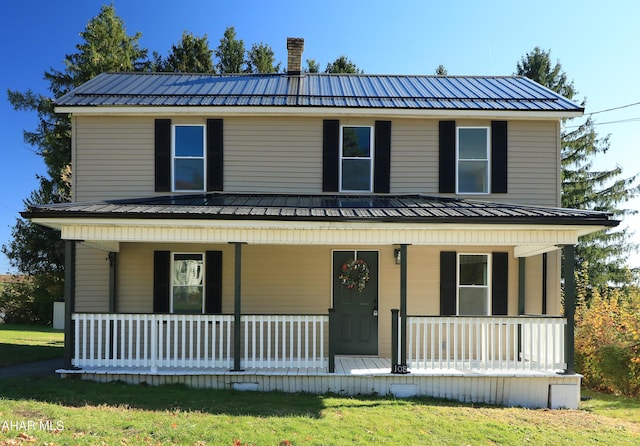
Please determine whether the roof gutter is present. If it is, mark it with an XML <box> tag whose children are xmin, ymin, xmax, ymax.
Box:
<box><xmin>53</xmin><ymin>105</ymin><xmax>584</xmax><ymax>120</ymax></box>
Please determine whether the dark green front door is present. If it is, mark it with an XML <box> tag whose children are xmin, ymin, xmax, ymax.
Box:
<box><xmin>333</xmin><ymin>250</ymin><xmax>378</xmax><ymax>355</ymax></box>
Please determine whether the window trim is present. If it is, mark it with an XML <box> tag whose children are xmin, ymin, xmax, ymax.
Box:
<box><xmin>456</xmin><ymin>126</ymin><xmax>490</xmax><ymax>195</ymax></box>
<box><xmin>456</xmin><ymin>253</ymin><xmax>491</xmax><ymax>316</ymax></box>
<box><xmin>170</xmin><ymin>252</ymin><xmax>205</xmax><ymax>314</ymax></box>
<box><xmin>172</xmin><ymin>124</ymin><xmax>206</xmax><ymax>193</ymax></box>
<box><xmin>339</xmin><ymin>125</ymin><xmax>375</xmax><ymax>193</ymax></box>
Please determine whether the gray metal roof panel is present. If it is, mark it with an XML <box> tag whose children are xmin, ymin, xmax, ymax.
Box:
<box><xmin>24</xmin><ymin>193</ymin><xmax>616</xmax><ymax>227</ymax></box>
<box><xmin>55</xmin><ymin>72</ymin><xmax>583</xmax><ymax>113</ymax></box>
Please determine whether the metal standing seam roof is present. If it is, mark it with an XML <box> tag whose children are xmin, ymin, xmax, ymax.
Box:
<box><xmin>54</xmin><ymin>72</ymin><xmax>584</xmax><ymax>113</ymax></box>
<box><xmin>23</xmin><ymin>194</ymin><xmax>618</xmax><ymax>227</ymax></box>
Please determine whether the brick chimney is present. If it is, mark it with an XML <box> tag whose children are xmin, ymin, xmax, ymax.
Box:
<box><xmin>287</xmin><ymin>37</ymin><xmax>304</xmax><ymax>75</ymax></box>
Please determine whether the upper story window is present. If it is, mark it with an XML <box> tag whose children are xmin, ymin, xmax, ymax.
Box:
<box><xmin>340</xmin><ymin>126</ymin><xmax>374</xmax><ymax>192</ymax></box>
<box><xmin>173</xmin><ymin>125</ymin><xmax>205</xmax><ymax>191</ymax></box>
<box><xmin>457</xmin><ymin>254</ymin><xmax>490</xmax><ymax>315</ymax></box>
<box><xmin>171</xmin><ymin>253</ymin><xmax>204</xmax><ymax>313</ymax></box>
<box><xmin>456</xmin><ymin>127</ymin><xmax>490</xmax><ymax>194</ymax></box>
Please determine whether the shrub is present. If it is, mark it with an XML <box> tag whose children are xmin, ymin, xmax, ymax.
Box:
<box><xmin>575</xmin><ymin>288</ymin><xmax>640</xmax><ymax>396</ymax></box>
<box><xmin>0</xmin><ymin>275</ymin><xmax>60</xmax><ymax>325</ymax></box>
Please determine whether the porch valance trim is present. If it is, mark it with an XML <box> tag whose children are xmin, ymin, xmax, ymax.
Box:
<box><xmin>35</xmin><ymin>218</ymin><xmax>593</xmax><ymax>255</ymax></box>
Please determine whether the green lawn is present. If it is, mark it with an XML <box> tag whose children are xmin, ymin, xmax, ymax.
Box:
<box><xmin>0</xmin><ymin>324</ymin><xmax>64</xmax><ymax>365</ymax></box>
<box><xmin>0</xmin><ymin>325</ymin><xmax>638</xmax><ymax>445</ymax></box>
<box><xmin>0</xmin><ymin>377</ymin><xmax>638</xmax><ymax>445</ymax></box>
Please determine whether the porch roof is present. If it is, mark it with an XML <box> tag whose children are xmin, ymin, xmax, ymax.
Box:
<box><xmin>24</xmin><ymin>193</ymin><xmax>617</xmax><ymax>227</ymax></box>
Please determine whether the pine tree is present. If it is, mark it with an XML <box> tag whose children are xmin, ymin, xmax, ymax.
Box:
<box><xmin>516</xmin><ymin>47</ymin><xmax>640</xmax><ymax>290</ymax></box>
<box><xmin>325</xmin><ymin>56</ymin><xmax>363</xmax><ymax>74</ymax></box>
<box><xmin>162</xmin><ymin>31</ymin><xmax>214</xmax><ymax>73</ymax></box>
<box><xmin>215</xmin><ymin>27</ymin><xmax>245</xmax><ymax>73</ymax></box>
<box><xmin>246</xmin><ymin>42</ymin><xmax>280</xmax><ymax>73</ymax></box>
<box><xmin>3</xmin><ymin>5</ymin><xmax>148</xmax><ymax>321</ymax></box>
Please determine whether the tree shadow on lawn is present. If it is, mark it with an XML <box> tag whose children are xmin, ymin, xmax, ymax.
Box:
<box><xmin>0</xmin><ymin>343</ymin><xmax>64</xmax><ymax>366</ymax></box>
<box><xmin>0</xmin><ymin>376</ymin><xmax>471</xmax><ymax>419</ymax></box>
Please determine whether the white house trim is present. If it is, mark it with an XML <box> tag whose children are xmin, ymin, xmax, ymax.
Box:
<box><xmin>32</xmin><ymin>217</ymin><xmax>601</xmax><ymax>256</ymax></box>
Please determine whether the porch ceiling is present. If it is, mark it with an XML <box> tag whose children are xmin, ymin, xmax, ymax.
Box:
<box><xmin>25</xmin><ymin>193</ymin><xmax>617</xmax><ymax>257</ymax></box>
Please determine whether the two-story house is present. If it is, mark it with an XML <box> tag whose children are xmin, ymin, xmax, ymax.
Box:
<box><xmin>24</xmin><ymin>38</ymin><xmax>618</xmax><ymax>408</ymax></box>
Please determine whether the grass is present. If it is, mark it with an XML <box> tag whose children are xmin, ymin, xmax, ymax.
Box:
<box><xmin>0</xmin><ymin>325</ymin><xmax>638</xmax><ymax>445</ymax></box>
<box><xmin>0</xmin><ymin>377</ymin><xmax>639</xmax><ymax>445</ymax></box>
<box><xmin>0</xmin><ymin>324</ymin><xmax>64</xmax><ymax>366</ymax></box>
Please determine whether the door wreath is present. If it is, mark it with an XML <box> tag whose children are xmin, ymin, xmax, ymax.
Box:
<box><xmin>338</xmin><ymin>259</ymin><xmax>370</xmax><ymax>292</ymax></box>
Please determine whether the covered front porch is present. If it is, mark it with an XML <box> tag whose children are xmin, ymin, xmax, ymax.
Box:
<box><xmin>25</xmin><ymin>194</ymin><xmax>617</xmax><ymax>408</ymax></box>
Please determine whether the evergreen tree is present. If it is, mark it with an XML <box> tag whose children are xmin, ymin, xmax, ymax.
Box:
<box><xmin>3</xmin><ymin>5</ymin><xmax>148</xmax><ymax>321</ymax></box>
<box><xmin>305</xmin><ymin>59</ymin><xmax>321</xmax><ymax>74</ymax></box>
<box><xmin>215</xmin><ymin>26</ymin><xmax>245</xmax><ymax>73</ymax></box>
<box><xmin>162</xmin><ymin>31</ymin><xmax>214</xmax><ymax>73</ymax></box>
<box><xmin>516</xmin><ymin>47</ymin><xmax>640</xmax><ymax>290</ymax></box>
<box><xmin>246</xmin><ymin>42</ymin><xmax>280</xmax><ymax>73</ymax></box>
<box><xmin>325</xmin><ymin>56</ymin><xmax>363</xmax><ymax>74</ymax></box>
<box><xmin>434</xmin><ymin>65</ymin><xmax>448</xmax><ymax>75</ymax></box>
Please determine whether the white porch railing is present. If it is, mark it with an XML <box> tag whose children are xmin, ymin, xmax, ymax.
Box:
<box><xmin>241</xmin><ymin>315</ymin><xmax>328</xmax><ymax>368</ymax></box>
<box><xmin>72</xmin><ymin>313</ymin><xmax>234</xmax><ymax>369</ymax></box>
<box><xmin>406</xmin><ymin>316</ymin><xmax>566</xmax><ymax>372</ymax></box>
<box><xmin>72</xmin><ymin>313</ymin><xmax>328</xmax><ymax>370</ymax></box>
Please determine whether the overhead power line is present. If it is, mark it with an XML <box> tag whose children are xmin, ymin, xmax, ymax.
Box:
<box><xmin>564</xmin><ymin>116</ymin><xmax>640</xmax><ymax>129</ymax></box>
<box><xmin>586</xmin><ymin>101</ymin><xmax>640</xmax><ymax>116</ymax></box>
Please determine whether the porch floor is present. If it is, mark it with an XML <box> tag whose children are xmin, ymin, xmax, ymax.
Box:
<box><xmin>59</xmin><ymin>355</ymin><xmax>564</xmax><ymax>378</ymax></box>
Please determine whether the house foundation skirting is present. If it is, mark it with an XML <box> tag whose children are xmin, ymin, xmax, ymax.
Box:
<box><xmin>57</xmin><ymin>365</ymin><xmax>580</xmax><ymax>409</ymax></box>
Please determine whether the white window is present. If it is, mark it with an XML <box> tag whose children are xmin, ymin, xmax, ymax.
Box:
<box><xmin>173</xmin><ymin>125</ymin><xmax>205</xmax><ymax>191</ymax></box>
<box><xmin>171</xmin><ymin>253</ymin><xmax>204</xmax><ymax>314</ymax></box>
<box><xmin>457</xmin><ymin>254</ymin><xmax>490</xmax><ymax>315</ymax></box>
<box><xmin>340</xmin><ymin>126</ymin><xmax>374</xmax><ymax>192</ymax></box>
<box><xmin>457</xmin><ymin>127</ymin><xmax>490</xmax><ymax>194</ymax></box>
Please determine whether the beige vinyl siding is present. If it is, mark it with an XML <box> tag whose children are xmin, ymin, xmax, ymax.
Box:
<box><xmin>521</xmin><ymin>251</ymin><xmax>561</xmax><ymax>316</ymax></box>
<box><xmin>75</xmin><ymin>243</ymin><xmax>110</xmax><ymax>312</ymax></box>
<box><xmin>225</xmin><ymin>117</ymin><xmax>323</xmax><ymax>193</ymax></box>
<box><xmin>390</xmin><ymin>119</ymin><xmax>439</xmax><ymax>194</ymax></box>
<box><xmin>506</xmin><ymin>120</ymin><xmax>560</xmax><ymax>206</ymax></box>
<box><xmin>73</xmin><ymin>115</ymin><xmax>560</xmax><ymax>206</ymax></box>
<box><xmin>74</xmin><ymin>116</ymin><xmax>155</xmax><ymax>201</ymax></box>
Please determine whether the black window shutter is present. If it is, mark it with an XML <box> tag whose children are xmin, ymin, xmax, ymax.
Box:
<box><xmin>492</xmin><ymin>252</ymin><xmax>509</xmax><ymax>315</ymax></box>
<box><xmin>440</xmin><ymin>251</ymin><xmax>457</xmax><ymax>316</ymax></box>
<box><xmin>207</xmin><ymin>119</ymin><xmax>224</xmax><ymax>192</ymax></box>
<box><xmin>439</xmin><ymin>121</ymin><xmax>456</xmax><ymax>193</ymax></box>
<box><xmin>205</xmin><ymin>251</ymin><xmax>223</xmax><ymax>314</ymax></box>
<box><xmin>322</xmin><ymin>119</ymin><xmax>340</xmax><ymax>192</ymax></box>
<box><xmin>153</xmin><ymin>251</ymin><xmax>170</xmax><ymax>313</ymax></box>
<box><xmin>155</xmin><ymin>119</ymin><xmax>172</xmax><ymax>192</ymax></box>
<box><xmin>491</xmin><ymin>121</ymin><xmax>508</xmax><ymax>193</ymax></box>
<box><xmin>374</xmin><ymin>120</ymin><xmax>391</xmax><ymax>193</ymax></box>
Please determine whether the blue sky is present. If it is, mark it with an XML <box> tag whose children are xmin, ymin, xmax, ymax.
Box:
<box><xmin>1</xmin><ymin>0</ymin><xmax>639</xmax><ymax>273</ymax></box>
